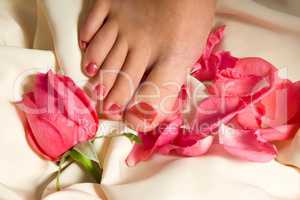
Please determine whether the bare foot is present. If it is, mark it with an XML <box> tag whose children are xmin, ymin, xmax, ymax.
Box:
<box><xmin>79</xmin><ymin>0</ymin><xmax>215</xmax><ymax>131</ymax></box>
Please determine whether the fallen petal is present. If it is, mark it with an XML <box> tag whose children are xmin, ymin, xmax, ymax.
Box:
<box><xmin>219</xmin><ymin>124</ymin><xmax>277</xmax><ymax>162</ymax></box>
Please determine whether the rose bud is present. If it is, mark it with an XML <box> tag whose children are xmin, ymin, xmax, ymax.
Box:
<box><xmin>16</xmin><ymin>70</ymin><xmax>98</xmax><ymax>161</ymax></box>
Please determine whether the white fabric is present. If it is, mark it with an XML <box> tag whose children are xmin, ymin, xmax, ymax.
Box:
<box><xmin>0</xmin><ymin>0</ymin><xmax>299</xmax><ymax>199</ymax></box>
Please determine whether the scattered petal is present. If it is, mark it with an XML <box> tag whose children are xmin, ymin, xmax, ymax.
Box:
<box><xmin>219</xmin><ymin>125</ymin><xmax>277</xmax><ymax>162</ymax></box>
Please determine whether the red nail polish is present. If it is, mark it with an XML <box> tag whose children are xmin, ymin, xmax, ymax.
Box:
<box><xmin>106</xmin><ymin>103</ymin><xmax>122</xmax><ymax>115</ymax></box>
<box><xmin>79</xmin><ymin>40</ymin><xmax>87</xmax><ymax>50</ymax></box>
<box><xmin>94</xmin><ymin>84</ymin><xmax>106</xmax><ymax>99</ymax></box>
<box><xmin>85</xmin><ymin>63</ymin><xmax>98</xmax><ymax>76</ymax></box>
<box><xmin>129</xmin><ymin>102</ymin><xmax>157</xmax><ymax>124</ymax></box>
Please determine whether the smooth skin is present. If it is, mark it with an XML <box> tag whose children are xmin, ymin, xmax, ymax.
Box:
<box><xmin>79</xmin><ymin>0</ymin><xmax>216</xmax><ymax>132</ymax></box>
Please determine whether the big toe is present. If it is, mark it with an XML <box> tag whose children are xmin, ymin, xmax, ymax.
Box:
<box><xmin>124</xmin><ymin>58</ymin><xmax>190</xmax><ymax>132</ymax></box>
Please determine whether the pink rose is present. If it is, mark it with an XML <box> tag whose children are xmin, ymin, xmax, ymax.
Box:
<box><xmin>126</xmin><ymin>27</ymin><xmax>300</xmax><ymax>166</ymax></box>
<box><xmin>17</xmin><ymin>70</ymin><xmax>98</xmax><ymax>161</ymax></box>
<box><xmin>204</xmin><ymin>57</ymin><xmax>300</xmax><ymax>162</ymax></box>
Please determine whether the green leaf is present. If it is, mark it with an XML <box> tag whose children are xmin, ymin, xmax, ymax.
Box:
<box><xmin>122</xmin><ymin>132</ymin><xmax>142</xmax><ymax>144</ymax></box>
<box><xmin>74</xmin><ymin>142</ymin><xmax>100</xmax><ymax>164</ymax></box>
<box><xmin>69</xmin><ymin>149</ymin><xmax>102</xmax><ymax>183</ymax></box>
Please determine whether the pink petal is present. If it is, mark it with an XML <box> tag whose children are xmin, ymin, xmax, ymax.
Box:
<box><xmin>208</xmin><ymin>57</ymin><xmax>277</xmax><ymax>97</ymax></box>
<box><xmin>259</xmin><ymin>124</ymin><xmax>299</xmax><ymax>141</ymax></box>
<box><xmin>45</xmin><ymin>71</ymin><xmax>98</xmax><ymax>140</ymax></box>
<box><xmin>193</xmin><ymin>52</ymin><xmax>238</xmax><ymax>82</ymax></box>
<box><xmin>192</xmin><ymin>26</ymin><xmax>238</xmax><ymax>82</ymax></box>
<box><xmin>126</xmin><ymin>117</ymin><xmax>182</xmax><ymax>166</ymax></box>
<box><xmin>236</xmin><ymin>80</ymin><xmax>300</xmax><ymax>130</ymax></box>
<box><xmin>234</xmin><ymin>57</ymin><xmax>277</xmax><ymax>77</ymax></box>
<box><xmin>25</xmin><ymin>119</ymin><xmax>54</xmax><ymax>160</ymax></box>
<box><xmin>159</xmin><ymin>135</ymin><xmax>213</xmax><ymax>156</ymax></box>
<box><xmin>125</xmin><ymin>143</ymin><xmax>153</xmax><ymax>167</ymax></box>
<box><xmin>16</xmin><ymin>94</ymin><xmax>54</xmax><ymax>160</ymax></box>
<box><xmin>203</xmin><ymin>26</ymin><xmax>225</xmax><ymax>59</ymax></box>
<box><xmin>219</xmin><ymin>125</ymin><xmax>277</xmax><ymax>162</ymax></box>
<box><xmin>192</xmin><ymin>96</ymin><xmax>242</xmax><ymax>134</ymax></box>
<box><xmin>56</xmin><ymin>72</ymin><xmax>98</xmax><ymax>123</ymax></box>
<box><xmin>236</xmin><ymin>105</ymin><xmax>264</xmax><ymax>129</ymax></box>
<box><xmin>192</xmin><ymin>54</ymin><xmax>219</xmax><ymax>81</ymax></box>
<box><xmin>208</xmin><ymin>76</ymin><xmax>262</xmax><ymax>97</ymax></box>
<box><xmin>217</xmin><ymin>51</ymin><xmax>239</xmax><ymax>70</ymax></box>
<box><xmin>18</xmin><ymin>94</ymin><xmax>67</xmax><ymax>160</ymax></box>
<box><xmin>154</xmin><ymin>117</ymin><xmax>183</xmax><ymax>146</ymax></box>
<box><xmin>172</xmin><ymin>85</ymin><xmax>189</xmax><ymax>115</ymax></box>
<box><xmin>260</xmin><ymin>80</ymin><xmax>300</xmax><ymax>127</ymax></box>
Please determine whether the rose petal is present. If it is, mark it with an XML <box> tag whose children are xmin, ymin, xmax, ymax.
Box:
<box><xmin>236</xmin><ymin>80</ymin><xmax>300</xmax><ymax>131</ymax></box>
<box><xmin>234</xmin><ymin>57</ymin><xmax>277</xmax><ymax>77</ymax></box>
<box><xmin>159</xmin><ymin>135</ymin><xmax>213</xmax><ymax>156</ymax></box>
<box><xmin>25</xmin><ymin>118</ymin><xmax>54</xmax><ymax>160</ymax></box>
<box><xmin>192</xmin><ymin>26</ymin><xmax>238</xmax><ymax>82</ymax></box>
<box><xmin>125</xmin><ymin>142</ymin><xmax>153</xmax><ymax>167</ymax></box>
<box><xmin>217</xmin><ymin>51</ymin><xmax>239</xmax><ymax>70</ymax></box>
<box><xmin>172</xmin><ymin>84</ymin><xmax>189</xmax><ymax>115</ymax></box>
<box><xmin>219</xmin><ymin>124</ymin><xmax>277</xmax><ymax>162</ymax></box>
<box><xmin>45</xmin><ymin>71</ymin><xmax>98</xmax><ymax>139</ymax></box>
<box><xmin>260</xmin><ymin>80</ymin><xmax>300</xmax><ymax>127</ymax></box>
<box><xmin>207</xmin><ymin>74</ymin><xmax>262</xmax><ymax>96</ymax></box>
<box><xmin>203</xmin><ymin>26</ymin><xmax>225</xmax><ymax>58</ymax></box>
<box><xmin>236</xmin><ymin>105</ymin><xmax>264</xmax><ymax>129</ymax></box>
<box><xmin>192</xmin><ymin>96</ymin><xmax>242</xmax><ymax>134</ymax></box>
<box><xmin>208</xmin><ymin>57</ymin><xmax>277</xmax><ymax>97</ymax></box>
<box><xmin>19</xmin><ymin>94</ymin><xmax>69</xmax><ymax>160</ymax></box>
<box><xmin>192</xmin><ymin>51</ymin><xmax>218</xmax><ymax>81</ymax></box>
<box><xmin>56</xmin><ymin>72</ymin><xmax>98</xmax><ymax>123</ymax></box>
<box><xmin>126</xmin><ymin>117</ymin><xmax>182</xmax><ymax>166</ymax></box>
<box><xmin>259</xmin><ymin>124</ymin><xmax>299</xmax><ymax>141</ymax></box>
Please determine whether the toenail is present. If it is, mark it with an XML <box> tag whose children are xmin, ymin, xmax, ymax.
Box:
<box><xmin>85</xmin><ymin>63</ymin><xmax>98</xmax><ymax>76</ymax></box>
<box><xmin>106</xmin><ymin>103</ymin><xmax>123</xmax><ymax>116</ymax></box>
<box><xmin>94</xmin><ymin>84</ymin><xmax>106</xmax><ymax>100</ymax></box>
<box><xmin>128</xmin><ymin>102</ymin><xmax>157</xmax><ymax>124</ymax></box>
<box><xmin>79</xmin><ymin>40</ymin><xmax>87</xmax><ymax>50</ymax></box>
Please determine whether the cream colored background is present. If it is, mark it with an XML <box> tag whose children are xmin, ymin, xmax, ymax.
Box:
<box><xmin>0</xmin><ymin>0</ymin><xmax>299</xmax><ymax>199</ymax></box>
